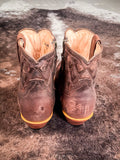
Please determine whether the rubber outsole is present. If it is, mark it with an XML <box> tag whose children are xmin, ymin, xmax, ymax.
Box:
<box><xmin>62</xmin><ymin>110</ymin><xmax>93</xmax><ymax>125</ymax></box>
<box><xmin>21</xmin><ymin>112</ymin><xmax>53</xmax><ymax>129</ymax></box>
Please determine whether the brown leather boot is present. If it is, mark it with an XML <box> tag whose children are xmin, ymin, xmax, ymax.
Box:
<box><xmin>17</xmin><ymin>28</ymin><xmax>57</xmax><ymax>129</ymax></box>
<box><xmin>56</xmin><ymin>28</ymin><xmax>103</xmax><ymax>125</ymax></box>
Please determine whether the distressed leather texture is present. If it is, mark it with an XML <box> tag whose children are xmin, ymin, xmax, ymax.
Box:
<box><xmin>56</xmin><ymin>29</ymin><xmax>102</xmax><ymax>120</ymax></box>
<box><xmin>17</xmin><ymin>29</ymin><xmax>57</xmax><ymax>122</ymax></box>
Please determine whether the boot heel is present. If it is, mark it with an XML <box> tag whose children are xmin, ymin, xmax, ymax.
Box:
<box><xmin>62</xmin><ymin>110</ymin><xmax>93</xmax><ymax>125</ymax></box>
<box><xmin>28</xmin><ymin>123</ymin><xmax>47</xmax><ymax>129</ymax></box>
<box><xmin>21</xmin><ymin>112</ymin><xmax>53</xmax><ymax>129</ymax></box>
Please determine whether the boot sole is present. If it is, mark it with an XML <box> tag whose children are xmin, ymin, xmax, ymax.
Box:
<box><xmin>62</xmin><ymin>110</ymin><xmax>93</xmax><ymax>125</ymax></box>
<box><xmin>21</xmin><ymin>112</ymin><xmax>53</xmax><ymax>129</ymax></box>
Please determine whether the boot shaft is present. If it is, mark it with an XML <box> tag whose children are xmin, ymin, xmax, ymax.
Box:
<box><xmin>17</xmin><ymin>28</ymin><xmax>57</xmax><ymax>95</ymax></box>
<box><xmin>61</xmin><ymin>28</ymin><xmax>103</xmax><ymax>92</ymax></box>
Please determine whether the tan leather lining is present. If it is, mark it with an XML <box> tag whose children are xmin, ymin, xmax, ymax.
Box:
<box><xmin>65</xmin><ymin>29</ymin><xmax>102</xmax><ymax>61</ymax></box>
<box><xmin>17</xmin><ymin>29</ymin><xmax>55</xmax><ymax>60</ymax></box>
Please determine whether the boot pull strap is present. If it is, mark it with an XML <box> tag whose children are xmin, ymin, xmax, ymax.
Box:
<box><xmin>17</xmin><ymin>33</ymin><xmax>26</xmax><ymax>48</ymax></box>
<box><xmin>89</xmin><ymin>34</ymin><xmax>101</xmax><ymax>59</ymax></box>
<box><xmin>17</xmin><ymin>33</ymin><xmax>26</xmax><ymax>63</ymax></box>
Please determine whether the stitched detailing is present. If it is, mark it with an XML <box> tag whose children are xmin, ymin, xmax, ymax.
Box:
<box><xmin>63</xmin><ymin>48</ymin><xmax>99</xmax><ymax>91</ymax></box>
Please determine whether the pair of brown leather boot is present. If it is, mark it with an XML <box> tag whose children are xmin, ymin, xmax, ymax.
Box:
<box><xmin>17</xmin><ymin>28</ymin><xmax>103</xmax><ymax>129</ymax></box>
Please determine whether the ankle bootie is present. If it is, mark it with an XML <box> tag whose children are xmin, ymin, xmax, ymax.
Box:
<box><xmin>17</xmin><ymin>28</ymin><xmax>57</xmax><ymax>129</ymax></box>
<box><xmin>56</xmin><ymin>28</ymin><xmax>103</xmax><ymax>125</ymax></box>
